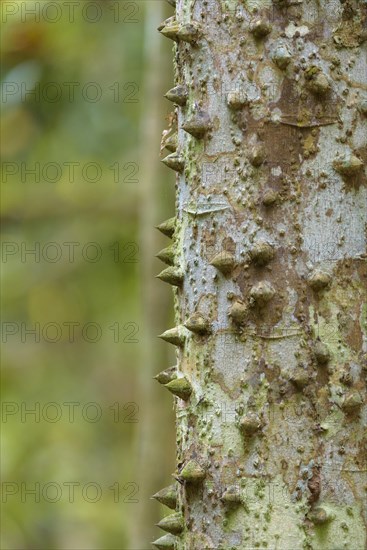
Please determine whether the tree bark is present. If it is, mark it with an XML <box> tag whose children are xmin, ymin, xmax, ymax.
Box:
<box><xmin>155</xmin><ymin>1</ymin><xmax>366</xmax><ymax>549</ymax></box>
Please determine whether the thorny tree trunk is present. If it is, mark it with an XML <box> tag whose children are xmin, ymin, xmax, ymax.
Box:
<box><xmin>153</xmin><ymin>1</ymin><xmax>366</xmax><ymax>549</ymax></box>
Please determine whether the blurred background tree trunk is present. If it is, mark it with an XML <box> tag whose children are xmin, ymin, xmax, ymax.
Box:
<box><xmin>131</xmin><ymin>2</ymin><xmax>175</xmax><ymax>548</ymax></box>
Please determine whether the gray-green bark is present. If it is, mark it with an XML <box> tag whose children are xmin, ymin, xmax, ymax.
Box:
<box><xmin>154</xmin><ymin>1</ymin><xmax>366</xmax><ymax>549</ymax></box>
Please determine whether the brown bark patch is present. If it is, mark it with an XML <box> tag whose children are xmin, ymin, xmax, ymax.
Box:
<box><xmin>307</xmin><ymin>463</ymin><xmax>321</xmax><ymax>504</ymax></box>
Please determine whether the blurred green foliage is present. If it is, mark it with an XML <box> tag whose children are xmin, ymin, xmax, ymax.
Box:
<box><xmin>1</xmin><ymin>1</ymin><xmax>174</xmax><ymax>548</ymax></box>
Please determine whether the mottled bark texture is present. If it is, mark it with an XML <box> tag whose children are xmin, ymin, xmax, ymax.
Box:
<box><xmin>154</xmin><ymin>1</ymin><xmax>367</xmax><ymax>549</ymax></box>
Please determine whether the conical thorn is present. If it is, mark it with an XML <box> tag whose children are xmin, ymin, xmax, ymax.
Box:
<box><xmin>210</xmin><ymin>251</ymin><xmax>236</xmax><ymax>275</ymax></box>
<box><xmin>158</xmin><ymin>327</ymin><xmax>185</xmax><ymax>347</ymax></box>
<box><xmin>240</xmin><ymin>412</ymin><xmax>262</xmax><ymax>435</ymax></box>
<box><xmin>156</xmin><ymin>512</ymin><xmax>184</xmax><ymax>535</ymax></box>
<box><xmin>250</xmin><ymin>19</ymin><xmax>271</xmax><ymax>38</ymax></box>
<box><xmin>177</xmin><ymin>23</ymin><xmax>200</xmax><ymax>44</ymax></box>
<box><xmin>156</xmin><ymin>266</ymin><xmax>183</xmax><ymax>286</ymax></box>
<box><xmin>249</xmin><ymin>240</ymin><xmax>274</xmax><ymax>266</ymax></box>
<box><xmin>221</xmin><ymin>485</ymin><xmax>242</xmax><ymax>506</ymax></box>
<box><xmin>158</xmin><ymin>17</ymin><xmax>180</xmax><ymax>41</ymax></box>
<box><xmin>249</xmin><ymin>281</ymin><xmax>275</xmax><ymax>307</ymax></box>
<box><xmin>164</xmin><ymin>377</ymin><xmax>192</xmax><ymax>400</ymax></box>
<box><xmin>182</xmin><ymin>110</ymin><xmax>210</xmax><ymax>138</ymax></box>
<box><xmin>154</xmin><ymin>366</ymin><xmax>177</xmax><ymax>385</ymax></box>
<box><xmin>151</xmin><ymin>484</ymin><xmax>177</xmax><ymax>510</ymax></box>
<box><xmin>228</xmin><ymin>300</ymin><xmax>248</xmax><ymax>325</ymax></box>
<box><xmin>313</xmin><ymin>340</ymin><xmax>331</xmax><ymax>365</ymax></box>
<box><xmin>165</xmin><ymin>85</ymin><xmax>188</xmax><ymax>106</ymax></box>
<box><xmin>152</xmin><ymin>533</ymin><xmax>176</xmax><ymax>550</ymax></box>
<box><xmin>156</xmin><ymin>245</ymin><xmax>175</xmax><ymax>266</ymax></box>
<box><xmin>184</xmin><ymin>313</ymin><xmax>210</xmax><ymax>334</ymax></box>
<box><xmin>309</xmin><ymin>506</ymin><xmax>334</xmax><ymax>525</ymax></box>
<box><xmin>155</xmin><ymin>217</ymin><xmax>176</xmax><ymax>238</ymax></box>
<box><xmin>342</xmin><ymin>391</ymin><xmax>363</xmax><ymax>414</ymax></box>
<box><xmin>305</xmin><ymin>66</ymin><xmax>331</xmax><ymax>96</ymax></box>
<box><xmin>161</xmin><ymin>153</ymin><xmax>184</xmax><ymax>172</ymax></box>
<box><xmin>164</xmin><ymin>134</ymin><xmax>178</xmax><ymax>153</ymax></box>
<box><xmin>333</xmin><ymin>154</ymin><xmax>363</xmax><ymax>177</ymax></box>
<box><xmin>248</xmin><ymin>144</ymin><xmax>266</xmax><ymax>167</ymax></box>
<box><xmin>177</xmin><ymin>460</ymin><xmax>206</xmax><ymax>483</ymax></box>
<box><xmin>308</xmin><ymin>270</ymin><xmax>331</xmax><ymax>292</ymax></box>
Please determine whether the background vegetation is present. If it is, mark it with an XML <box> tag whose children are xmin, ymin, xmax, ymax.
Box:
<box><xmin>1</xmin><ymin>1</ymin><xmax>176</xmax><ymax>548</ymax></box>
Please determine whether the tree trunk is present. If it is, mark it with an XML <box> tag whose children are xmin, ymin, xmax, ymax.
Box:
<box><xmin>132</xmin><ymin>2</ymin><xmax>176</xmax><ymax>548</ymax></box>
<box><xmin>154</xmin><ymin>1</ymin><xmax>366</xmax><ymax>549</ymax></box>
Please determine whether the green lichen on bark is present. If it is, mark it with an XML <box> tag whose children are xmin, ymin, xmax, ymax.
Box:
<box><xmin>156</xmin><ymin>0</ymin><xmax>367</xmax><ymax>548</ymax></box>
